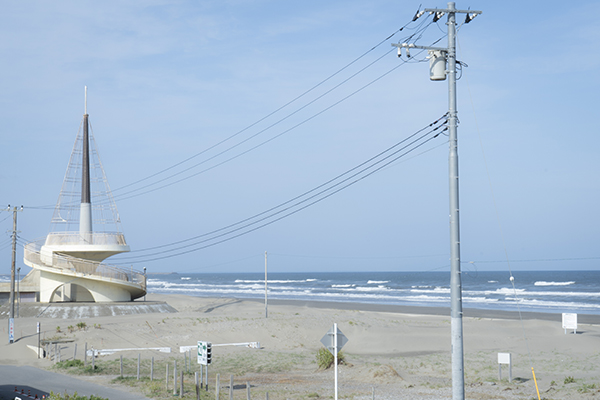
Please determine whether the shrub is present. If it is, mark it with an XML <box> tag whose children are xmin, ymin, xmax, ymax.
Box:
<box><xmin>55</xmin><ymin>360</ymin><xmax>84</xmax><ymax>369</ymax></box>
<box><xmin>564</xmin><ymin>376</ymin><xmax>576</xmax><ymax>384</ymax></box>
<box><xmin>316</xmin><ymin>348</ymin><xmax>345</xmax><ymax>370</ymax></box>
<box><xmin>47</xmin><ymin>391</ymin><xmax>108</xmax><ymax>400</ymax></box>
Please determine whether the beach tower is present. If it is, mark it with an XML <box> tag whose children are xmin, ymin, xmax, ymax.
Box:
<box><xmin>23</xmin><ymin>88</ymin><xmax>146</xmax><ymax>302</ymax></box>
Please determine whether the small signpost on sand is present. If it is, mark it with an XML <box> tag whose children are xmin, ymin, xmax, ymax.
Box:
<box><xmin>497</xmin><ymin>352</ymin><xmax>512</xmax><ymax>382</ymax></box>
<box><xmin>320</xmin><ymin>323</ymin><xmax>348</xmax><ymax>400</ymax></box>
<box><xmin>562</xmin><ymin>313</ymin><xmax>577</xmax><ymax>334</ymax></box>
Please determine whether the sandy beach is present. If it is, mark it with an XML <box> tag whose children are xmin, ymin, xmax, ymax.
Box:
<box><xmin>1</xmin><ymin>294</ymin><xmax>600</xmax><ymax>399</ymax></box>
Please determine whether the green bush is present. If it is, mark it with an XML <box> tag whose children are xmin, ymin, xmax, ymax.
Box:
<box><xmin>55</xmin><ymin>359</ymin><xmax>84</xmax><ymax>369</ymax></box>
<box><xmin>316</xmin><ymin>348</ymin><xmax>345</xmax><ymax>370</ymax></box>
<box><xmin>564</xmin><ymin>376</ymin><xmax>576</xmax><ymax>384</ymax></box>
<box><xmin>47</xmin><ymin>391</ymin><xmax>108</xmax><ymax>400</ymax></box>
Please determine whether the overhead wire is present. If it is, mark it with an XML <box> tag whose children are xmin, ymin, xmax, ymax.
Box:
<box><xmin>113</xmin><ymin>114</ymin><xmax>448</xmax><ymax>263</ymax></box>
<box><xmin>110</xmin><ymin>13</ymin><xmax>434</xmax><ymax>196</ymax></box>
<box><xmin>25</xmin><ymin>14</ymin><xmax>442</xmax><ymax>211</ymax></box>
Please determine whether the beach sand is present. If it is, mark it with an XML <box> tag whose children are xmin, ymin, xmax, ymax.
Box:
<box><xmin>1</xmin><ymin>294</ymin><xmax>599</xmax><ymax>399</ymax></box>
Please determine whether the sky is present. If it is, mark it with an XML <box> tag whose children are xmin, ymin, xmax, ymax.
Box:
<box><xmin>1</xmin><ymin>1</ymin><xmax>599</xmax><ymax>275</ymax></box>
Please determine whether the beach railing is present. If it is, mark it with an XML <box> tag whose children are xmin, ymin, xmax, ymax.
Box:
<box><xmin>24</xmin><ymin>239</ymin><xmax>145</xmax><ymax>290</ymax></box>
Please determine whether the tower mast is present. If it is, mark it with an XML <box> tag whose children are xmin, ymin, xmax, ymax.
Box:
<box><xmin>80</xmin><ymin>86</ymin><xmax>92</xmax><ymax>240</ymax></box>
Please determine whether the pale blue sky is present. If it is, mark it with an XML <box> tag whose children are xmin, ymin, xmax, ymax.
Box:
<box><xmin>1</xmin><ymin>1</ymin><xmax>599</xmax><ymax>274</ymax></box>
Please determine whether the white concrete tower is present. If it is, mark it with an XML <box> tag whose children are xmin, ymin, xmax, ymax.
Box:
<box><xmin>23</xmin><ymin>88</ymin><xmax>145</xmax><ymax>303</ymax></box>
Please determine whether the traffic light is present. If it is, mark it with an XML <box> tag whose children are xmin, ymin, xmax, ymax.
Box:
<box><xmin>206</xmin><ymin>342</ymin><xmax>212</xmax><ymax>365</ymax></box>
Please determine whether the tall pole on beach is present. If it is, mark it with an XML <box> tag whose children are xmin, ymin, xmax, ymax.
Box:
<box><xmin>265</xmin><ymin>251</ymin><xmax>268</xmax><ymax>318</ymax></box>
<box><xmin>392</xmin><ymin>4</ymin><xmax>481</xmax><ymax>399</ymax></box>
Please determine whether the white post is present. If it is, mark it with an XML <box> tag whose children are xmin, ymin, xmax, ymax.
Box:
<box><xmin>334</xmin><ymin>322</ymin><xmax>338</xmax><ymax>400</ymax></box>
<box><xmin>265</xmin><ymin>251</ymin><xmax>268</xmax><ymax>318</ymax></box>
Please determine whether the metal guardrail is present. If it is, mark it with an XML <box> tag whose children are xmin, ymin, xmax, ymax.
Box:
<box><xmin>24</xmin><ymin>240</ymin><xmax>145</xmax><ymax>290</ymax></box>
<box><xmin>44</xmin><ymin>232</ymin><xmax>127</xmax><ymax>246</ymax></box>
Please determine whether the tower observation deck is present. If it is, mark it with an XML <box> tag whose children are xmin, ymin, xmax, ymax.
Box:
<box><xmin>24</xmin><ymin>88</ymin><xmax>146</xmax><ymax>302</ymax></box>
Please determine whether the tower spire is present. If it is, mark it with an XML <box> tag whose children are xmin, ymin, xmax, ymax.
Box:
<box><xmin>80</xmin><ymin>86</ymin><xmax>92</xmax><ymax>237</ymax></box>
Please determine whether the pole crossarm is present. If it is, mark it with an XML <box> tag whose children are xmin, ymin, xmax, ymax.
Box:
<box><xmin>424</xmin><ymin>8</ymin><xmax>482</xmax><ymax>14</ymax></box>
<box><xmin>391</xmin><ymin>43</ymin><xmax>447</xmax><ymax>52</ymax></box>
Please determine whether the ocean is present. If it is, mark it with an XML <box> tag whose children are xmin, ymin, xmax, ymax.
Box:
<box><xmin>2</xmin><ymin>270</ymin><xmax>598</xmax><ymax>315</ymax></box>
<box><xmin>144</xmin><ymin>270</ymin><xmax>600</xmax><ymax>315</ymax></box>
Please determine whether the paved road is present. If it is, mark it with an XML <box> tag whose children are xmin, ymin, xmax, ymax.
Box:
<box><xmin>0</xmin><ymin>366</ymin><xmax>150</xmax><ymax>400</ymax></box>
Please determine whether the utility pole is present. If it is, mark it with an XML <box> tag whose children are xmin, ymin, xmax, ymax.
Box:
<box><xmin>393</xmin><ymin>4</ymin><xmax>481</xmax><ymax>400</ymax></box>
<box><xmin>7</xmin><ymin>205</ymin><xmax>23</xmax><ymax>343</ymax></box>
<box><xmin>8</xmin><ymin>205</ymin><xmax>23</xmax><ymax>320</ymax></box>
<box><xmin>264</xmin><ymin>251</ymin><xmax>268</xmax><ymax>318</ymax></box>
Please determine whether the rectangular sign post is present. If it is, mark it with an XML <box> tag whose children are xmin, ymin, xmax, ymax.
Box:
<box><xmin>197</xmin><ymin>341</ymin><xmax>208</xmax><ymax>365</ymax></box>
<box><xmin>320</xmin><ymin>323</ymin><xmax>348</xmax><ymax>400</ymax></box>
<box><xmin>8</xmin><ymin>318</ymin><xmax>14</xmax><ymax>344</ymax></box>
<box><xmin>497</xmin><ymin>353</ymin><xmax>512</xmax><ymax>382</ymax></box>
<box><xmin>562</xmin><ymin>313</ymin><xmax>577</xmax><ymax>334</ymax></box>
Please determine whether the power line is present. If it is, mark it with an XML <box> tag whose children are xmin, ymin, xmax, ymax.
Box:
<box><xmin>113</xmin><ymin>114</ymin><xmax>447</xmax><ymax>263</ymax></box>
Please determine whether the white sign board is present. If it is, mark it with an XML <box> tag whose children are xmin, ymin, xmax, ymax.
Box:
<box><xmin>562</xmin><ymin>313</ymin><xmax>577</xmax><ymax>334</ymax></box>
<box><xmin>197</xmin><ymin>341</ymin><xmax>208</xmax><ymax>365</ymax></box>
<box><xmin>498</xmin><ymin>352</ymin><xmax>511</xmax><ymax>364</ymax></box>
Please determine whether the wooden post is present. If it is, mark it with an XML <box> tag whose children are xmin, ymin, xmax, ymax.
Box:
<box><xmin>120</xmin><ymin>355</ymin><xmax>123</xmax><ymax>378</ymax></box>
<box><xmin>151</xmin><ymin>356</ymin><xmax>154</xmax><ymax>381</ymax></box>
<box><xmin>372</xmin><ymin>387</ymin><xmax>375</xmax><ymax>400</ymax></box>
<box><xmin>246</xmin><ymin>381</ymin><xmax>251</xmax><ymax>400</ymax></box>
<box><xmin>73</xmin><ymin>343</ymin><xmax>77</xmax><ymax>360</ymax></box>
<box><xmin>166</xmin><ymin>364</ymin><xmax>169</xmax><ymax>391</ymax></box>
<box><xmin>195</xmin><ymin>371</ymin><xmax>199</xmax><ymax>400</ymax></box>
<box><xmin>84</xmin><ymin>342</ymin><xmax>87</xmax><ymax>366</ymax></box>
<box><xmin>266</xmin><ymin>392</ymin><xmax>269</xmax><ymax>400</ymax></box>
<box><xmin>137</xmin><ymin>353</ymin><xmax>141</xmax><ymax>380</ymax></box>
<box><xmin>180</xmin><ymin>370</ymin><xmax>184</xmax><ymax>398</ymax></box>
<box><xmin>229</xmin><ymin>375</ymin><xmax>233</xmax><ymax>400</ymax></box>
<box><xmin>92</xmin><ymin>350</ymin><xmax>95</xmax><ymax>372</ymax></box>
<box><xmin>173</xmin><ymin>361</ymin><xmax>178</xmax><ymax>396</ymax></box>
<box><xmin>216</xmin><ymin>373</ymin><xmax>220</xmax><ymax>400</ymax></box>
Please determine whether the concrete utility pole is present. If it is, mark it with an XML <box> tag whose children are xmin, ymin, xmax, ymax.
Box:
<box><xmin>8</xmin><ymin>205</ymin><xmax>23</xmax><ymax>320</ymax></box>
<box><xmin>393</xmin><ymin>4</ymin><xmax>481</xmax><ymax>400</ymax></box>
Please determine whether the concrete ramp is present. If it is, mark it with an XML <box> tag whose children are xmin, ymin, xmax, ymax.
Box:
<box><xmin>0</xmin><ymin>301</ymin><xmax>177</xmax><ymax>319</ymax></box>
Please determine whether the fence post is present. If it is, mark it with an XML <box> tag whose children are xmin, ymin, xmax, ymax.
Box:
<box><xmin>92</xmin><ymin>350</ymin><xmax>95</xmax><ymax>372</ymax></box>
<box><xmin>151</xmin><ymin>356</ymin><xmax>154</xmax><ymax>381</ymax></box>
<box><xmin>84</xmin><ymin>342</ymin><xmax>87</xmax><ymax>366</ymax></box>
<box><xmin>266</xmin><ymin>392</ymin><xmax>269</xmax><ymax>400</ymax></box>
<box><xmin>166</xmin><ymin>364</ymin><xmax>169</xmax><ymax>391</ymax></box>
<box><xmin>195</xmin><ymin>371</ymin><xmax>199</xmax><ymax>400</ymax></box>
<box><xmin>120</xmin><ymin>355</ymin><xmax>123</xmax><ymax>378</ymax></box>
<box><xmin>137</xmin><ymin>353</ymin><xmax>141</xmax><ymax>380</ymax></box>
<box><xmin>73</xmin><ymin>343</ymin><xmax>77</xmax><ymax>360</ymax></box>
<box><xmin>247</xmin><ymin>381</ymin><xmax>251</xmax><ymax>400</ymax></box>
<box><xmin>180</xmin><ymin>370</ymin><xmax>184</xmax><ymax>398</ymax></box>
<box><xmin>372</xmin><ymin>386</ymin><xmax>375</xmax><ymax>400</ymax></box>
<box><xmin>229</xmin><ymin>375</ymin><xmax>233</xmax><ymax>400</ymax></box>
<box><xmin>173</xmin><ymin>361</ymin><xmax>178</xmax><ymax>396</ymax></box>
<box><xmin>216</xmin><ymin>373</ymin><xmax>220</xmax><ymax>400</ymax></box>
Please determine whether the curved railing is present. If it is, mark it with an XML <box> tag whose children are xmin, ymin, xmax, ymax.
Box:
<box><xmin>44</xmin><ymin>232</ymin><xmax>128</xmax><ymax>246</ymax></box>
<box><xmin>24</xmin><ymin>239</ymin><xmax>146</xmax><ymax>290</ymax></box>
